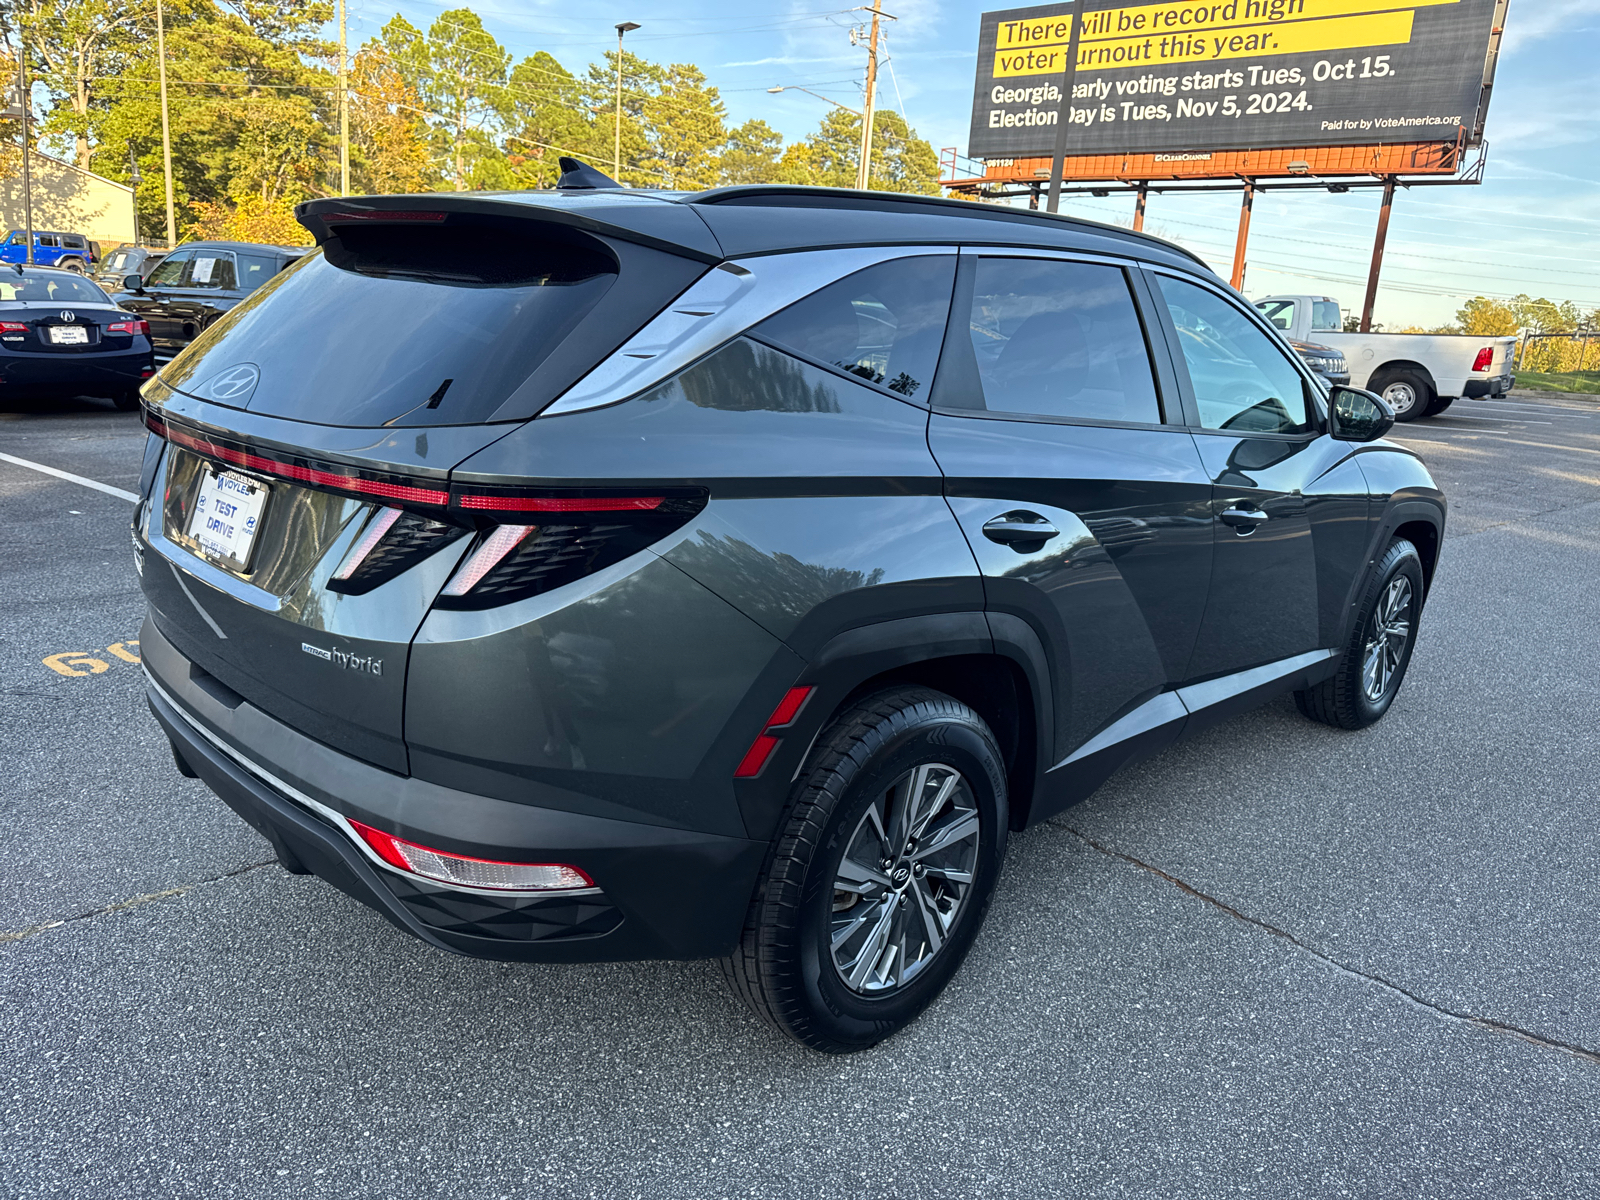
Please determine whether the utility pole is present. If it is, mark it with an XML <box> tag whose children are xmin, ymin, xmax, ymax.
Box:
<box><xmin>1230</xmin><ymin>180</ymin><xmax>1254</xmax><ymax>290</ymax></box>
<box><xmin>338</xmin><ymin>0</ymin><xmax>349</xmax><ymax>196</ymax></box>
<box><xmin>614</xmin><ymin>22</ymin><xmax>639</xmax><ymax>183</ymax></box>
<box><xmin>156</xmin><ymin>0</ymin><xmax>175</xmax><ymax>248</ymax></box>
<box><xmin>854</xmin><ymin>0</ymin><xmax>882</xmax><ymax>191</ymax></box>
<box><xmin>17</xmin><ymin>32</ymin><xmax>33</xmax><ymax>264</ymax></box>
<box><xmin>1359</xmin><ymin>176</ymin><xmax>1397</xmax><ymax>334</ymax></box>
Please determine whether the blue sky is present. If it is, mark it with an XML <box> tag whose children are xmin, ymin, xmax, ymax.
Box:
<box><xmin>355</xmin><ymin>0</ymin><xmax>1600</xmax><ymax>328</ymax></box>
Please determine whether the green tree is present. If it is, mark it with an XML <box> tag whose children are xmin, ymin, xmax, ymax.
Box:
<box><xmin>503</xmin><ymin>50</ymin><xmax>596</xmax><ymax>188</ymax></box>
<box><xmin>719</xmin><ymin>118</ymin><xmax>782</xmax><ymax>185</ymax></box>
<box><xmin>641</xmin><ymin>64</ymin><xmax>725</xmax><ymax>190</ymax></box>
<box><xmin>10</xmin><ymin>0</ymin><xmax>147</xmax><ymax>170</ymax></box>
<box><xmin>583</xmin><ymin>49</ymin><xmax>665</xmax><ymax>185</ymax></box>
<box><xmin>382</xmin><ymin>9</ymin><xmax>510</xmax><ymax>188</ymax></box>
<box><xmin>775</xmin><ymin>107</ymin><xmax>940</xmax><ymax>193</ymax></box>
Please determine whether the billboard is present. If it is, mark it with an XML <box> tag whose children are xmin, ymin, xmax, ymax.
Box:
<box><xmin>967</xmin><ymin>0</ymin><xmax>1500</xmax><ymax>159</ymax></box>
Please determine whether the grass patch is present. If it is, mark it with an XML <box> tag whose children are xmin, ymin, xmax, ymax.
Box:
<box><xmin>1515</xmin><ymin>370</ymin><xmax>1600</xmax><ymax>395</ymax></box>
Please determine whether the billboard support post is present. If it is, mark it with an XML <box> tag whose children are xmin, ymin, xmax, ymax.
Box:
<box><xmin>1043</xmin><ymin>1</ymin><xmax>1085</xmax><ymax>214</ymax></box>
<box><xmin>1132</xmin><ymin>185</ymin><xmax>1147</xmax><ymax>232</ymax></box>
<box><xmin>1230</xmin><ymin>180</ymin><xmax>1254</xmax><ymax>291</ymax></box>
<box><xmin>1360</xmin><ymin>176</ymin><xmax>1398</xmax><ymax>333</ymax></box>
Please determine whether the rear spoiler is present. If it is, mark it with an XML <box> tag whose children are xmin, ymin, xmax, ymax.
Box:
<box><xmin>295</xmin><ymin>193</ymin><xmax>725</xmax><ymax>265</ymax></box>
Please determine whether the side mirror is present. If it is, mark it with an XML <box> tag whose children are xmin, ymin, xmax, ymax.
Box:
<box><xmin>1328</xmin><ymin>385</ymin><xmax>1395</xmax><ymax>443</ymax></box>
<box><xmin>123</xmin><ymin>273</ymin><xmax>146</xmax><ymax>293</ymax></box>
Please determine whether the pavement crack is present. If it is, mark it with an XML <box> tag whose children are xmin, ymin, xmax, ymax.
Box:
<box><xmin>0</xmin><ymin>859</ymin><xmax>277</xmax><ymax>945</ymax></box>
<box><xmin>1054</xmin><ymin>823</ymin><xmax>1600</xmax><ymax>1068</ymax></box>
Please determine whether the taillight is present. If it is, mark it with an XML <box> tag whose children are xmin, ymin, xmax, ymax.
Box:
<box><xmin>735</xmin><ymin>686</ymin><xmax>816</xmax><ymax>778</ymax></box>
<box><xmin>108</xmin><ymin>319</ymin><xmax>151</xmax><ymax>336</ymax></box>
<box><xmin>1471</xmin><ymin>346</ymin><xmax>1495</xmax><ymax>372</ymax></box>
<box><xmin>0</xmin><ymin>321</ymin><xmax>26</xmax><ymax>332</ymax></box>
<box><xmin>348</xmin><ymin>820</ymin><xmax>593</xmax><ymax>892</ymax></box>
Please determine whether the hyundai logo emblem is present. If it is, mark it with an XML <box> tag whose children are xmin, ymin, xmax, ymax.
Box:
<box><xmin>59</xmin><ymin>310</ymin><xmax>74</xmax><ymax>322</ymax></box>
<box><xmin>207</xmin><ymin>363</ymin><xmax>260</xmax><ymax>401</ymax></box>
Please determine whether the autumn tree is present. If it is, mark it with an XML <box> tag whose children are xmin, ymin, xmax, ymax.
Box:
<box><xmin>10</xmin><ymin>0</ymin><xmax>147</xmax><ymax>170</ymax></box>
<box><xmin>348</xmin><ymin>44</ymin><xmax>435</xmax><ymax>194</ymax></box>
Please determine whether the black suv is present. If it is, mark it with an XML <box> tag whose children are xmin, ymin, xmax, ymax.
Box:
<box><xmin>134</xmin><ymin>171</ymin><xmax>1442</xmax><ymax>1052</ymax></box>
<box><xmin>113</xmin><ymin>240</ymin><xmax>306</xmax><ymax>360</ymax></box>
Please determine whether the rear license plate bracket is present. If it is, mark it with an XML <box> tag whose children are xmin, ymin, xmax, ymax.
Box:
<box><xmin>47</xmin><ymin>325</ymin><xmax>88</xmax><ymax>345</ymax></box>
<box><xmin>187</xmin><ymin>466</ymin><xmax>271</xmax><ymax>573</ymax></box>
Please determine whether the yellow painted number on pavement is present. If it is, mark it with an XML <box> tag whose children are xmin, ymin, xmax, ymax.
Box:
<box><xmin>42</xmin><ymin>640</ymin><xmax>140</xmax><ymax>677</ymax></box>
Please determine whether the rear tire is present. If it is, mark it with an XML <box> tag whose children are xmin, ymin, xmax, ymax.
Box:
<box><xmin>722</xmin><ymin>686</ymin><xmax>1009</xmax><ymax>1053</ymax></box>
<box><xmin>110</xmin><ymin>389</ymin><xmax>141</xmax><ymax>412</ymax></box>
<box><xmin>1295</xmin><ymin>537</ymin><xmax>1424</xmax><ymax>729</ymax></box>
<box><xmin>1370</xmin><ymin>369</ymin><xmax>1434</xmax><ymax>422</ymax></box>
<box><xmin>57</xmin><ymin>257</ymin><xmax>85</xmax><ymax>274</ymax></box>
<box><xmin>1424</xmin><ymin>394</ymin><xmax>1455</xmax><ymax>417</ymax></box>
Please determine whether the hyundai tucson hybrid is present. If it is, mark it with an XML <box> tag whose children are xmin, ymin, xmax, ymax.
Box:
<box><xmin>134</xmin><ymin>163</ymin><xmax>1443</xmax><ymax>1052</ymax></box>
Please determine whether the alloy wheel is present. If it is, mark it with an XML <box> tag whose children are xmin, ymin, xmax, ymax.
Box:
<box><xmin>1362</xmin><ymin>575</ymin><xmax>1413</xmax><ymax>701</ymax></box>
<box><xmin>829</xmin><ymin>762</ymin><xmax>981</xmax><ymax>995</ymax></box>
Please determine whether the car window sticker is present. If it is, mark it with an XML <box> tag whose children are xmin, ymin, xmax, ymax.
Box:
<box><xmin>192</xmin><ymin>256</ymin><xmax>216</xmax><ymax>285</ymax></box>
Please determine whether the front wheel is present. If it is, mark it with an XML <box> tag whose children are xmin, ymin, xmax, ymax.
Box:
<box><xmin>722</xmin><ymin>686</ymin><xmax>1009</xmax><ymax>1053</ymax></box>
<box><xmin>1296</xmin><ymin>537</ymin><xmax>1425</xmax><ymax>729</ymax></box>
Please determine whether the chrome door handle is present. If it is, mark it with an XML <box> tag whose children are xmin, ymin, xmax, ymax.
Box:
<box><xmin>1219</xmin><ymin>507</ymin><xmax>1270</xmax><ymax>532</ymax></box>
<box><xmin>982</xmin><ymin>514</ymin><xmax>1060</xmax><ymax>547</ymax></box>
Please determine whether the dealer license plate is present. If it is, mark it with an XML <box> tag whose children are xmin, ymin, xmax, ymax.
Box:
<box><xmin>47</xmin><ymin>325</ymin><xmax>88</xmax><ymax>345</ymax></box>
<box><xmin>187</xmin><ymin>468</ymin><xmax>270</xmax><ymax>572</ymax></box>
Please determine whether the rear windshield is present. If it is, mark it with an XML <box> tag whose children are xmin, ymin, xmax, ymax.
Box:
<box><xmin>0</xmin><ymin>272</ymin><xmax>111</xmax><ymax>303</ymax></box>
<box><xmin>1311</xmin><ymin>300</ymin><xmax>1342</xmax><ymax>331</ymax></box>
<box><xmin>160</xmin><ymin>224</ymin><xmax>620</xmax><ymax>426</ymax></box>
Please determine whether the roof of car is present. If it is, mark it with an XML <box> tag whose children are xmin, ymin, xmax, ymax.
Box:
<box><xmin>297</xmin><ymin>186</ymin><xmax>1212</xmax><ymax>276</ymax></box>
<box><xmin>174</xmin><ymin>240</ymin><xmax>308</xmax><ymax>256</ymax></box>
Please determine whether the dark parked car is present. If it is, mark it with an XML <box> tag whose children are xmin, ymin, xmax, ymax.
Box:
<box><xmin>134</xmin><ymin>167</ymin><xmax>1442</xmax><ymax>1053</ymax></box>
<box><xmin>94</xmin><ymin>243</ymin><xmax>166</xmax><ymax>290</ymax></box>
<box><xmin>113</xmin><ymin>240</ymin><xmax>306</xmax><ymax>360</ymax></box>
<box><xmin>0</xmin><ymin>266</ymin><xmax>153</xmax><ymax>407</ymax></box>
<box><xmin>1289</xmin><ymin>337</ymin><xmax>1350</xmax><ymax>387</ymax></box>
<box><xmin>0</xmin><ymin>229</ymin><xmax>99</xmax><ymax>273</ymax></box>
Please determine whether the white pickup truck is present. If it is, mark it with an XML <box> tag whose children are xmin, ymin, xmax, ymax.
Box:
<box><xmin>1254</xmin><ymin>294</ymin><xmax>1517</xmax><ymax>422</ymax></box>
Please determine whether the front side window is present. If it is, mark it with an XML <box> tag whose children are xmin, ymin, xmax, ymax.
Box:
<box><xmin>962</xmin><ymin>257</ymin><xmax>1161</xmax><ymax>424</ymax></box>
<box><xmin>146</xmin><ymin>251</ymin><xmax>193</xmax><ymax>286</ymax></box>
<box><xmin>6</xmin><ymin>232</ymin><xmax>23</xmax><ymax>246</ymax></box>
<box><xmin>752</xmin><ymin>256</ymin><xmax>956</xmax><ymax>400</ymax></box>
<box><xmin>1256</xmin><ymin>299</ymin><xmax>1295</xmax><ymax>330</ymax></box>
<box><xmin>1158</xmin><ymin>275</ymin><xmax>1312</xmax><ymax>435</ymax></box>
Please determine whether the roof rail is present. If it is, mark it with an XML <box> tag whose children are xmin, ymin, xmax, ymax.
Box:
<box><xmin>686</xmin><ymin>184</ymin><xmax>1208</xmax><ymax>268</ymax></box>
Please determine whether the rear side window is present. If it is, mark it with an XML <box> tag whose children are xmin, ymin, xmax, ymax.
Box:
<box><xmin>235</xmin><ymin>253</ymin><xmax>277</xmax><ymax>292</ymax></box>
<box><xmin>188</xmin><ymin>252</ymin><xmax>237</xmax><ymax>289</ymax></box>
<box><xmin>1157</xmin><ymin>275</ymin><xmax>1311</xmax><ymax>435</ymax></box>
<box><xmin>752</xmin><ymin>256</ymin><xmax>955</xmax><ymax>400</ymax></box>
<box><xmin>960</xmin><ymin>257</ymin><xmax>1161</xmax><ymax>424</ymax></box>
<box><xmin>63</xmin><ymin>235</ymin><xmax>85</xmax><ymax>249</ymax></box>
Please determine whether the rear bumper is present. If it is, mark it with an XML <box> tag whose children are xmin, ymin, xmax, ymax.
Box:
<box><xmin>142</xmin><ymin>618</ymin><xmax>766</xmax><ymax>962</ymax></box>
<box><xmin>1463</xmin><ymin>374</ymin><xmax>1513</xmax><ymax>398</ymax></box>
<box><xmin>0</xmin><ymin>346</ymin><xmax>152</xmax><ymax>390</ymax></box>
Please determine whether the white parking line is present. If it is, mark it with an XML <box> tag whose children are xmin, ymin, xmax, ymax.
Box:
<box><xmin>0</xmin><ymin>450</ymin><xmax>138</xmax><ymax>503</ymax></box>
<box><xmin>1433</xmin><ymin>412</ymin><xmax>1554</xmax><ymax>425</ymax></box>
<box><xmin>1470</xmin><ymin>401</ymin><xmax>1592</xmax><ymax>417</ymax></box>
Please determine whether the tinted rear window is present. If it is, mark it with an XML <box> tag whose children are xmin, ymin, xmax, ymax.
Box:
<box><xmin>160</xmin><ymin>224</ymin><xmax>621</xmax><ymax>427</ymax></box>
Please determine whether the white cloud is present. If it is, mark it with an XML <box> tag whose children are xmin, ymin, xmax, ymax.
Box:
<box><xmin>1500</xmin><ymin>0</ymin><xmax>1600</xmax><ymax>52</ymax></box>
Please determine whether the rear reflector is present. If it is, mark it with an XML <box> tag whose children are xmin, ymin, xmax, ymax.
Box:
<box><xmin>441</xmin><ymin>523</ymin><xmax>537</xmax><ymax>596</ymax></box>
<box><xmin>348</xmin><ymin>820</ymin><xmax>593</xmax><ymax>891</ymax></box>
<box><xmin>734</xmin><ymin>685</ymin><xmax>816</xmax><ymax>778</ymax></box>
<box><xmin>1471</xmin><ymin>346</ymin><xmax>1495</xmax><ymax>372</ymax></box>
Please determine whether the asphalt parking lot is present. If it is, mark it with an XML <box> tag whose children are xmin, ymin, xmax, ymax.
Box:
<box><xmin>3</xmin><ymin>390</ymin><xmax>1598</xmax><ymax>1199</ymax></box>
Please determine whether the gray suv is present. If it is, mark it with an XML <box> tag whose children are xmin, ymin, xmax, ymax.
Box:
<box><xmin>134</xmin><ymin>162</ymin><xmax>1443</xmax><ymax>1052</ymax></box>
